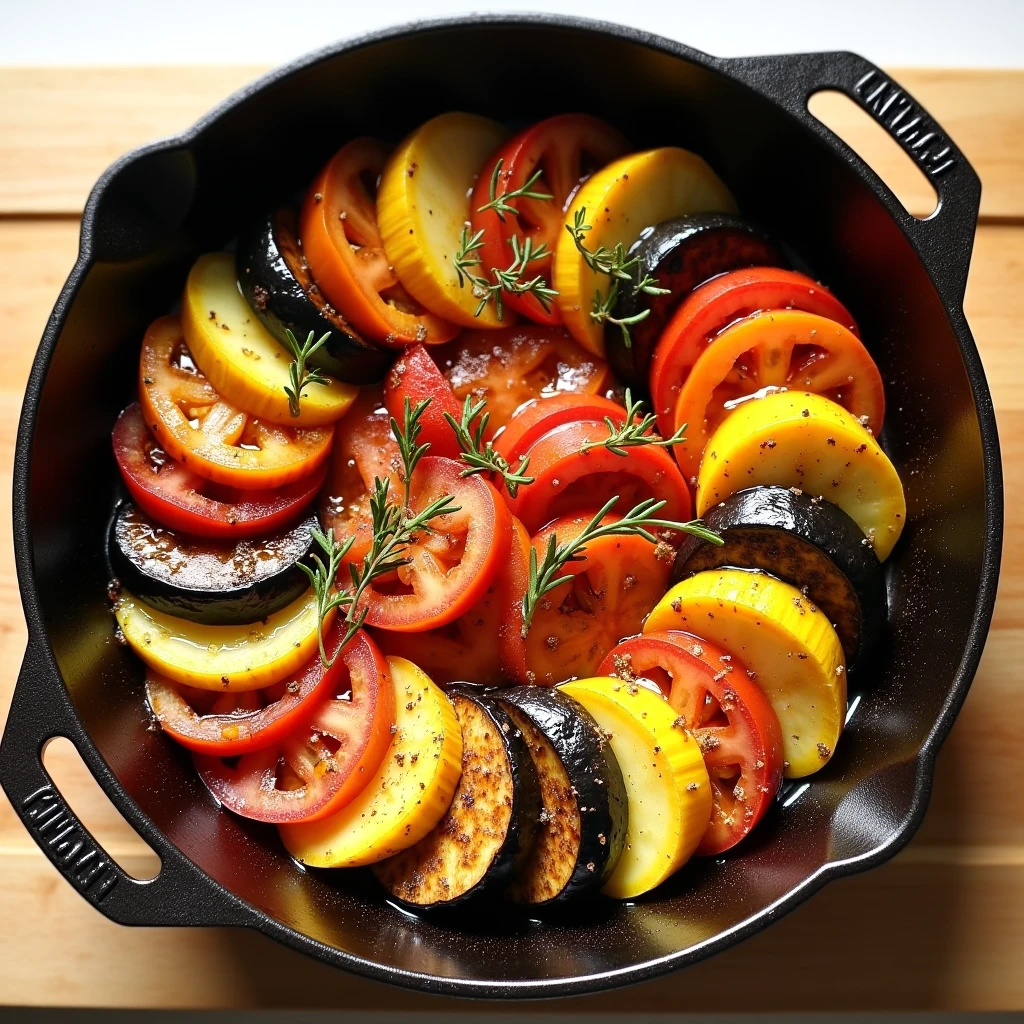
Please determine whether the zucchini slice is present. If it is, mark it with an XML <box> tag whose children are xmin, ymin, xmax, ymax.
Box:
<box><xmin>500</xmin><ymin>687</ymin><xmax>627</xmax><ymax>905</ymax></box>
<box><xmin>559</xmin><ymin>678</ymin><xmax>711</xmax><ymax>900</ymax></box>
<box><xmin>673</xmin><ymin>486</ymin><xmax>886</xmax><ymax>668</ymax></box>
<box><xmin>373</xmin><ymin>690</ymin><xmax>540</xmax><ymax>909</ymax></box>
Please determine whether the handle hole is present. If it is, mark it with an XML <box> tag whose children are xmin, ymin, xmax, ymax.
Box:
<box><xmin>808</xmin><ymin>89</ymin><xmax>938</xmax><ymax>219</ymax></box>
<box><xmin>42</xmin><ymin>737</ymin><xmax>161</xmax><ymax>880</ymax></box>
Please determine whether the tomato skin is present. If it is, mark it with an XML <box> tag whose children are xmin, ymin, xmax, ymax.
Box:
<box><xmin>650</xmin><ymin>268</ymin><xmax>859</xmax><ymax>439</ymax></box>
<box><xmin>506</xmin><ymin>419</ymin><xmax>692</xmax><ymax>533</ymax></box>
<box><xmin>597</xmin><ymin>629</ymin><xmax>784</xmax><ymax>855</ymax></box>
<box><xmin>383</xmin><ymin>344</ymin><xmax>464</xmax><ymax>461</ymax></box>
<box><xmin>362</xmin><ymin>457</ymin><xmax>511</xmax><ymax>633</ymax></box>
<box><xmin>113</xmin><ymin>404</ymin><xmax>322</xmax><ymax>539</ymax></box>
<box><xmin>470</xmin><ymin>115</ymin><xmax>628</xmax><ymax>324</ymax></box>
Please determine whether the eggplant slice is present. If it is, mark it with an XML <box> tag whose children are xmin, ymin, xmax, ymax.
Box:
<box><xmin>673</xmin><ymin>485</ymin><xmax>886</xmax><ymax>668</ymax></box>
<box><xmin>373</xmin><ymin>690</ymin><xmax>540</xmax><ymax>910</ymax></box>
<box><xmin>500</xmin><ymin>687</ymin><xmax>627</xmax><ymax>905</ymax></box>
<box><xmin>606</xmin><ymin>212</ymin><xmax>783</xmax><ymax>386</ymax></box>
<box><xmin>236</xmin><ymin>207</ymin><xmax>390</xmax><ymax>385</ymax></box>
<box><xmin>108</xmin><ymin>503</ymin><xmax>315</xmax><ymax>626</ymax></box>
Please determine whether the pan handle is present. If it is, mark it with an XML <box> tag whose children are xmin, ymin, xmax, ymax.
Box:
<box><xmin>0</xmin><ymin>637</ymin><xmax>254</xmax><ymax>929</ymax></box>
<box><xmin>723</xmin><ymin>51</ymin><xmax>981</xmax><ymax>306</ymax></box>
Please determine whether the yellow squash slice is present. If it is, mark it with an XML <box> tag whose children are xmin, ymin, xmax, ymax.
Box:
<box><xmin>560</xmin><ymin>677</ymin><xmax>711</xmax><ymax>899</ymax></box>
<box><xmin>377</xmin><ymin>113</ymin><xmax>509</xmax><ymax>328</ymax></box>
<box><xmin>279</xmin><ymin>657</ymin><xmax>463</xmax><ymax>868</ymax></box>
<box><xmin>696</xmin><ymin>390</ymin><xmax>906</xmax><ymax>559</ymax></box>
<box><xmin>554</xmin><ymin>147</ymin><xmax>737</xmax><ymax>355</ymax></box>
<box><xmin>114</xmin><ymin>589</ymin><xmax>322</xmax><ymax>691</ymax></box>
<box><xmin>645</xmin><ymin>568</ymin><xmax>846</xmax><ymax>778</ymax></box>
<box><xmin>181</xmin><ymin>252</ymin><xmax>357</xmax><ymax>427</ymax></box>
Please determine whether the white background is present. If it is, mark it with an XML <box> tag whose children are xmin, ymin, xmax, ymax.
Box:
<box><xmin>1</xmin><ymin>0</ymin><xmax>1022</xmax><ymax>67</ymax></box>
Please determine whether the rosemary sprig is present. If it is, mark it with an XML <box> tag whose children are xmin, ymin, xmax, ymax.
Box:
<box><xmin>520</xmin><ymin>495</ymin><xmax>722</xmax><ymax>637</ymax></box>
<box><xmin>389</xmin><ymin>396</ymin><xmax>431</xmax><ymax>507</ymax></box>
<box><xmin>580</xmin><ymin>389</ymin><xmax>688</xmax><ymax>456</ymax></box>
<box><xmin>442</xmin><ymin>395</ymin><xmax>535</xmax><ymax>498</ymax></box>
<box><xmin>297</xmin><ymin>526</ymin><xmax>356</xmax><ymax>669</ymax></box>
<box><xmin>476</xmin><ymin>158</ymin><xmax>554</xmax><ymax>222</ymax></box>
<box><xmin>282</xmin><ymin>328</ymin><xmax>332</xmax><ymax>417</ymax></box>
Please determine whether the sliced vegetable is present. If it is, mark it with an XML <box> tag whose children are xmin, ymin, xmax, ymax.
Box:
<box><xmin>671</xmin><ymin>310</ymin><xmax>885</xmax><ymax>482</ymax></box>
<box><xmin>606</xmin><ymin>213</ymin><xmax>782</xmax><ymax>386</ymax></box>
<box><xmin>113</xmin><ymin>588</ymin><xmax>322</xmax><ymax>691</ymax></box>
<box><xmin>109</xmin><ymin>503</ymin><xmax>315</xmax><ymax>626</ymax></box>
<box><xmin>383</xmin><ymin>344</ymin><xmax>464</xmax><ymax>461</ymax></box>
<box><xmin>696</xmin><ymin>390</ymin><xmax>906</xmax><ymax>559</ymax></box>
<box><xmin>598</xmin><ymin>631</ymin><xmax>783</xmax><ymax>855</ymax></box>
<box><xmin>553</xmin><ymin>147</ymin><xmax>737</xmax><ymax>355</ymax></box>
<box><xmin>300</xmin><ymin>137</ymin><xmax>458</xmax><ymax>345</ymax></box>
<box><xmin>181</xmin><ymin>252</ymin><xmax>357</xmax><ymax>427</ymax></box>
<box><xmin>560</xmin><ymin>677</ymin><xmax>711</xmax><ymax>899</ymax></box>
<box><xmin>650</xmin><ymin>267</ymin><xmax>859</xmax><ymax>438</ymax></box>
<box><xmin>673</xmin><ymin>486</ymin><xmax>886</xmax><ymax>667</ymax></box>
<box><xmin>501</xmin><ymin>686</ymin><xmax>628</xmax><ymax>904</ymax></box>
<box><xmin>377</xmin><ymin>112</ymin><xmax>510</xmax><ymax>327</ymax></box>
<box><xmin>470</xmin><ymin>114</ymin><xmax>628</xmax><ymax>324</ymax></box>
<box><xmin>374</xmin><ymin>691</ymin><xmax>540</xmax><ymax>909</ymax></box>
<box><xmin>645</xmin><ymin>568</ymin><xmax>846</xmax><ymax>778</ymax></box>
<box><xmin>195</xmin><ymin>628</ymin><xmax>394</xmax><ymax>822</ymax></box>
<box><xmin>113</xmin><ymin>403</ymin><xmax>322</xmax><ymax>539</ymax></box>
<box><xmin>280</xmin><ymin>656</ymin><xmax>463</xmax><ymax>867</ymax></box>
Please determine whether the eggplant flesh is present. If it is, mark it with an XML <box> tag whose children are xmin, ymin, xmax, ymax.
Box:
<box><xmin>236</xmin><ymin>207</ymin><xmax>390</xmax><ymax>385</ymax></box>
<box><xmin>373</xmin><ymin>690</ymin><xmax>540</xmax><ymax>910</ymax></box>
<box><xmin>673</xmin><ymin>485</ymin><xmax>886</xmax><ymax>667</ymax></box>
<box><xmin>108</xmin><ymin>504</ymin><xmax>315</xmax><ymax>626</ymax></box>
<box><xmin>501</xmin><ymin>686</ymin><xmax>627</xmax><ymax>904</ymax></box>
<box><xmin>606</xmin><ymin>212</ymin><xmax>783</xmax><ymax>386</ymax></box>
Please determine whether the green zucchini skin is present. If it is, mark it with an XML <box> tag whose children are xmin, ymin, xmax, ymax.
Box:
<box><xmin>606</xmin><ymin>212</ymin><xmax>782</xmax><ymax>387</ymax></box>
<box><xmin>673</xmin><ymin>485</ymin><xmax>886</xmax><ymax>668</ymax></box>
<box><xmin>500</xmin><ymin>686</ymin><xmax>627</xmax><ymax>904</ymax></box>
<box><xmin>373</xmin><ymin>689</ymin><xmax>540</xmax><ymax>911</ymax></box>
<box><xmin>236</xmin><ymin>207</ymin><xmax>390</xmax><ymax>385</ymax></box>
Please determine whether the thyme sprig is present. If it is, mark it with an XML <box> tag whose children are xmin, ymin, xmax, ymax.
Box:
<box><xmin>580</xmin><ymin>389</ymin><xmax>688</xmax><ymax>456</ymax></box>
<box><xmin>282</xmin><ymin>328</ymin><xmax>332</xmax><ymax>417</ymax></box>
<box><xmin>520</xmin><ymin>495</ymin><xmax>722</xmax><ymax>637</ymax></box>
<box><xmin>476</xmin><ymin>158</ymin><xmax>554</xmax><ymax>222</ymax></box>
<box><xmin>443</xmin><ymin>395</ymin><xmax>535</xmax><ymax>498</ymax></box>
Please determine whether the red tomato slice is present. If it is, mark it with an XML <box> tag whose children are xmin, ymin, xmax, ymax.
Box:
<box><xmin>505</xmin><ymin>419</ymin><xmax>692</xmax><ymax>534</ymax></box>
<box><xmin>597</xmin><ymin>629</ymin><xmax>784</xmax><ymax>855</ymax></box>
<box><xmin>471</xmin><ymin>115</ymin><xmax>628</xmax><ymax>323</ymax></box>
<box><xmin>194</xmin><ymin>628</ymin><xmax>395</xmax><ymax>823</ymax></box>
<box><xmin>113</xmin><ymin>404</ymin><xmax>322</xmax><ymax>539</ymax></box>
<box><xmin>671</xmin><ymin>309</ymin><xmax>885</xmax><ymax>483</ymax></box>
<box><xmin>361</xmin><ymin>457</ymin><xmax>510</xmax><ymax>632</ymax></box>
<box><xmin>384</xmin><ymin>344</ymin><xmax>463</xmax><ymax>461</ymax></box>
<box><xmin>435</xmin><ymin>325</ymin><xmax>611</xmax><ymax>431</ymax></box>
<box><xmin>492</xmin><ymin>392</ymin><xmax>628</xmax><ymax>468</ymax></box>
<box><xmin>650</xmin><ymin>268</ymin><xmax>860</xmax><ymax>438</ymax></box>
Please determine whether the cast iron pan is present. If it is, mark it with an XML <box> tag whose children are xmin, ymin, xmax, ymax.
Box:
<box><xmin>0</xmin><ymin>14</ymin><xmax>1003</xmax><ymax>999</ymax></box>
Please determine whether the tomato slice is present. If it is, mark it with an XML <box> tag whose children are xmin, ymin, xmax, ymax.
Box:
<box><xmin>434</xmin><ymin>325</ymin><xmax>611</xmax><ymax>431</ymax></box>
<box><xmin>194</xmin><ymin>628</ymin><xmax>395</xmax><ymax>823</ymax></box>
<box><xmin>492</xmin><ymin>392</ymin><xmax>628</xmax><ymax>468</ymax></box>
<box><xmin>671</xmin><ymin>309</ymin><xmax>885</xmax><ymax>483</ymax></box>
<box><xmin>650</xmin><ymin>267</ymin><xmax>860</xmax><ymax>439</ymax></box>
<box><xmin>470</xmin><ymin>115</ymin><xmax>628</xmax><ymax>324</ymax></box>
<box><xmin>113</xmin><ymin>404</ymin><xmax>322</xmax><ymax>538</ymax></box>
<box><xmin>299</xmin><ymin>138</ymin><xmax>458</xmax><ymax>346</ymax></box>
<box><xmin>361</xmin><ymin>457</ymin><xmax>510</xmax><ymax>632</ymax></box>
<box><xmin>597</xmin><ymin>630</ymin><xmax>784</xmax><ymax>855</ymax></box>
<box><xmin>139</xmin><ymin>316</ymin><xmax>333</xmax><ymax>490</ymax></box>
<box><xmin>505</xmin><ymin>512</ymin><xmax>673</xmax><ymax>685</ymax></box>
<box><xmin>384</xmin><ymin>344</ymin><xmax>463</xmax><ymax>461</ymax></box>
<box><xmin>506</xmin><ymin>419</ymin><xmax>692</xmax><ymax>534</ymax></box>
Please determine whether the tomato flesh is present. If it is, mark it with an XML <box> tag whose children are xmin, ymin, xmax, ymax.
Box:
<box><xmin>597</xmin><ymin>629</ymin><xmax>784</xmax><ymax>855</ymax></box>
<box><xmin>194</xmin><ymin>628</ymin><xmax>395</xmax><ymax>823</ymax></box>
<box><xmin>384</xmin><ymin>344</ymin><xmax>463</xmax><ymax>461</ymax></box>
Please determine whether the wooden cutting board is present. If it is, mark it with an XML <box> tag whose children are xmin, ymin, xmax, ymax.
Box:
<box><xmin>0</xmin><ymin>66</ymin><xmax>1021</xmax><ymax>1013</ymax></box>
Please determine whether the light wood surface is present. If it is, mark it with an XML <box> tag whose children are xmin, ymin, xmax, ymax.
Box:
<box><xmin>0</xmin><ymin>65</ymin><xmax>1021</xmax><ymax>1012</ymax></box>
